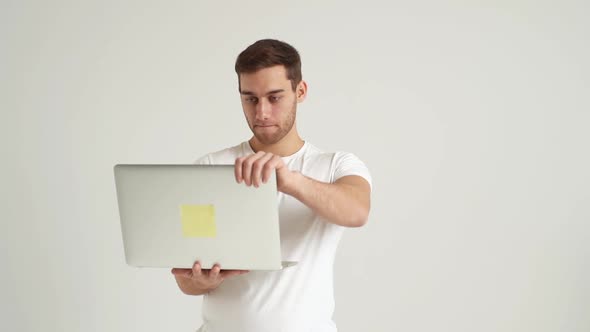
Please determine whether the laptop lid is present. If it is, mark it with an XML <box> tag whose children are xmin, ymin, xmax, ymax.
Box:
<box><xmin>113</xmin><ymin>164</ymin><xmax>285</xmax><ymax>270</ymax></box>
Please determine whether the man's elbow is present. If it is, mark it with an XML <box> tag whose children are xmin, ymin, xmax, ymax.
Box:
<box><xmin>348</xmin><ymin>206</ymin><xmax>370</xmax><ymax>228</ymax></box>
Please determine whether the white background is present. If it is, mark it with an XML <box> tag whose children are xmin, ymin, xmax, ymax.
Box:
<box><xmin>2</xmin><ymin>1</ymin><xmax>589</xmax><ymax>331</ymax></box>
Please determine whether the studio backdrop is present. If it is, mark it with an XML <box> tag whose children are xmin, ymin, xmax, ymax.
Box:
<box><xmin>2</xmin><ymin>1</ymin><xmax>589</xmax><ymax>331</ymax></box>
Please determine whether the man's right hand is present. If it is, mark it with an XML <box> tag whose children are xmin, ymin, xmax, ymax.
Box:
<box><xmin>171</xmin><ymin>261</ymin><xmax>249</xmax><ymax>296</ymax></box>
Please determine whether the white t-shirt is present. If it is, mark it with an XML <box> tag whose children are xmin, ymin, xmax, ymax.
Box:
<box><xmin>194</xmin><ymin>141</ymin><xmax>372</xmax><ymax>332</ymax></box>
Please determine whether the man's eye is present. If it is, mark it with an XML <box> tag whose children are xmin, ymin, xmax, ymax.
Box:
<box><xmin>269</xmin><ymin>96</ymin><xmax>281</xmax><ymax>102</ymax></box>
<box><xmin>246</xmin><ymin>97</ymin><xmax>258</xmax><ymax>103</ymax></box>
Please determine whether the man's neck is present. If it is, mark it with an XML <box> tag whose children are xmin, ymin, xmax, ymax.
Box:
<box><xmin>248</xmin><ymin>132</ymin><xmax>305</xmax><ymax>157</ymax></box>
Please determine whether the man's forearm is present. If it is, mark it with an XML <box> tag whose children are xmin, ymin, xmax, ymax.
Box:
<box><xmin>283</xmin><ymin>173</ymin><xmax>370</xmax><ymax>227</ymax></box>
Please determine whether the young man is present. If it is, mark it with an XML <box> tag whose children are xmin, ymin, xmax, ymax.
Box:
<box><xmin>171</xmin><ymin>39</ymin><xmax>372</xmax><ymax>332</ymax></box>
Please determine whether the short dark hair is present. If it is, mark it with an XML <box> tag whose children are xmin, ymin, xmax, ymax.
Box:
<box><xmin>235</xmin><ymin>39</ymin><xmax>302</xmax><ymax>91</ymax></box>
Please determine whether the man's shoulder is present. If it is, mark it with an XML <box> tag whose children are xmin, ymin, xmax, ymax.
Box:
<box><xmin>303</xmin><ymin>142</ymin><xmax>360</xmax><ymax>165</ymax></box>
<box><xmin>193</xmin><ymin>142</ymin><xmax>249</xmax><ymax>165</ymax></box>
<box><xmin>302</xmin><ymin>142</ymin><xmax>372</xmax><ymax>185</ymax></box>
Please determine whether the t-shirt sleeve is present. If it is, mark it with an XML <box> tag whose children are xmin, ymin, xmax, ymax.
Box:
<box><xmin>332</xmin><ymin>152</ymin><xmax>372</xmax><ymax>190</ymax></box>
<box><xmin>193</xmin><ymin>154</ymin><xmax>212</xmax><ymax>165</ymax></box>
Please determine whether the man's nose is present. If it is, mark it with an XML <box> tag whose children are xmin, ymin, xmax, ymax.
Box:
<box><xmin>255</xmin><ymin>99</ymin><xmax>271</xmax><ymax>120</ymax></box>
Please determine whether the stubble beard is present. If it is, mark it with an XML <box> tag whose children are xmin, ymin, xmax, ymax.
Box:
<box><xmin>250</xmin><ymin>101</ymin><xmax>297</xmax><ymax>145</ymax></box>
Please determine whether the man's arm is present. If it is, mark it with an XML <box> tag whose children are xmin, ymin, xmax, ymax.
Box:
<box><xmin>283</xmin><ymin>174</ymin><xmax>370</xmax><ymax>227</ymax></box>
<box><xmin>235</xmin><ymin>152</ymin><xmax>371</xmax><ymax>227</ymax></box>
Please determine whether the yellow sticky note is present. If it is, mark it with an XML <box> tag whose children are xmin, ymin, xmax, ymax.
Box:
<box><xmin>180</xmin><ymin>204</ymin><xmax>216</xmax><ymax>238</ymax></box>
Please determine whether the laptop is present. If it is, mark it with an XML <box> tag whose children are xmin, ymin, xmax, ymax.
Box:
<box><xmin>113</xmin><ymin>164</ymin><xmax>296</xmax><ymax>270</ymax></box>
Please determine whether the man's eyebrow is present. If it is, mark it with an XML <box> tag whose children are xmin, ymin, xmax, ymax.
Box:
<box><xmin>266</xmin><ymin>89</ymin><xmax>285</xmax><ymax>95</ymax></box>
<box><xmin>240</xmin><ymin>89</ymin><xmax>285</xmax><ymax>96</ymax></box>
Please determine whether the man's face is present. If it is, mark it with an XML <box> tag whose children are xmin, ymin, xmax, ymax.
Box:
<box><xmin>239</xmin><ymin>65</ymin><xmax>304</xmax><ymax>145</ymax></box>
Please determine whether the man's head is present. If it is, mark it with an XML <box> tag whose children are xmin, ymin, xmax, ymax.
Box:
<box><xmin>235</xmin><ymin>39</ymin><xmax>307</xmax><ymax>146</ymax></box>
<box><xmin>235</xmin><ymin>39</ymin><xmax>302</xmax><ymax>92</ymax></box>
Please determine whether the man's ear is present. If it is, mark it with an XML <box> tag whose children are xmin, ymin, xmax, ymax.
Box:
<box><xmin>296</xmin><ymin>80</ymin><xmax>308</xmax><ymax>102</ymax></box>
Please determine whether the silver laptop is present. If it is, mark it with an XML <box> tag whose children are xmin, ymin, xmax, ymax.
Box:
<box><xmin>113</xmin><ymin>164</ymin><xmax>296</xmax><ymax>270</ymax></box>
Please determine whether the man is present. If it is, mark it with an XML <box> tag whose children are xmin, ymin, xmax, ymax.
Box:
<box><xmin>171</xmin><ymin>39</ymin><xmax>372</xmax><ymax>332</ymax></box>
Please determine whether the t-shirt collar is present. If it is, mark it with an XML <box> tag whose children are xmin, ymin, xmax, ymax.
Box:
<box><xmin>244</xmin><ymin>141</ymin><xmax>307</xmax><ymax>162</ymax></box>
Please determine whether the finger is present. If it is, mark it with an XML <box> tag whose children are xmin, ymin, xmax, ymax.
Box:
<box><xmin>252</xmin><ymin>153</ymin><xmax>274</xmax><ymax>187</ymax></box>
<box><xmin>171</xmin><ymin>268</ymin><xmax>193</xmax><ymax>278</ymax></box>
<box><xmin>242</xmin><ymin>152</ymin><xmax>265</xmax><ymax>186</ymax></box>
<box><xmin>262</xmin><ymin>155</ymin><xmax>282</xmax><ymax>183</ymax></box>
<box><xmin>192</xmin><ymin>261</ymin><xmax>203</xmax><ymax>278</ymax></box>
<box><xmin>235</xmin><ymin>157</ymin><xmax>244</xmax><ymax>183</ymax></box>
<box><xmin>209</xmin><ymin>264</ymin><xmax>221</xmax><ymax>280</ymax></box>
